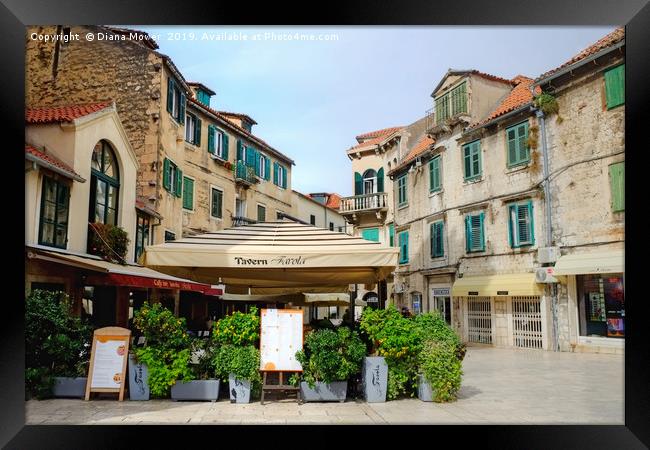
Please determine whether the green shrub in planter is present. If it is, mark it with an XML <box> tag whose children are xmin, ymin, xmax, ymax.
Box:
<box><xmin>212</xmin><ymin>306</ymin><xmax>259</xmax><ymax>346</ymax></box>
<box><xmin>25</xmin><ymin>290</ymin><xmax>92</xmax><ymax>399</ymax></box>
<box><xmin>212</xmin><ymin>344</ymin><xmax>261</xmax><ymax>385</ymax></box>
<box><xmin>413</xmin><ymin>311</ymin><xmax>466</xmax><ymax>361</ymax></box>
<box><xmin>418</xmin><ymin>340</ymin><xmax>463</xmax><ymax>402</ymax></box>
<box><xmin>295</xmin><ymin>327</ymin><xmax>366</xmax><ymax>388</ymax></box>
<box><xmin>88</xmin><ymin>222</ymin><xmax>130</xmax><ymax>264</ymax></box>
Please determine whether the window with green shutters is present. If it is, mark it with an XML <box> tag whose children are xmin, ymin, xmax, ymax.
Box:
<box><xmin>166</xmin><ymin>77</ymin><xmax>185</xmax><ymax>124</ymax></box>
<box><xmin>397</xmin><ymin>174</ymin><xmax>408</xmax><ymax>207</ymax></box>
<box><xmin>211</xmin><ymin>187</ymin><xmax>223</xmax><ymax>219</ymax></box>
<box><xmin>465</xmin><ymin>212</ymin><xmax>485</xmax><ymax>252</ymax></box>
<box><xmin>435</xmin><ymin>81</ymin><xmax>467</xmax><ymax>125</ymax></box>
<box><xmin>430</xmin><ymin>221</ymin><xmax>444</xmax><ymax>258</ymax></box>
<box><xmin>256</xmin><ymin>153</ymin><xmax>271</xmax><ymax>180</ymax></box>
<box><xmin>185</xmin><ymin>113</ymin><xmax>201</xmax><ymax>145</ymax></box>
<box><xmin>354</xmin><ymin>172</ymin><xmax>362</xmax><ymax>195</ymax></box>
<box><xmin>377</xmin><ymin>167</ymin><xmax>384</xmax><ymax>192</ymax></box>
<box><xmin>257</xmin><ymin>204</ymin><xmax>266</xmax><ymax>222</ymax></box>
<box><xmin>389</xmin><ymin>223</ymin><xmax>394</xmax><ymax>247</ymax></box>
<box><xmin>163</xmin><ymin>158</ymin><xmax>182</xmax><ymax>197</ymax></box>
<box><xmin>182</xmin><ymin>177</ymin><xmax>194</xmax><ymax>210</ymax></box>
<box><xmin>429</xmin><ymin>155</ymin><xmax>441</xmax><ymax>192</ymax></box>
<box><xmin>463</xmin><ymin>140</ymin><xmax>482</xmax><ymax>181</ymax></box>
<box><xmin>39</xmin><ymin>176</ymin><xmax>69</xmax><ymax>249</ymax></box>
<box><xmin>398</xmin><ymin>231</ymin><xmax>409</xmax><ymax>264</ymax></box>
<box><xmin>506</xmin><ymin>121</ymin><xmax>530</xmax><ymax>167</ymax></box>
<box><xmin>604</xmin><ymin>64</ymin><xmax>624</xmax><ymax>110</ymax></box>
<box><xmin>507</xmin><ymin>201</ymin><xmax>534</xmax><ymax>248</ymax></box>
<box><xmin>362</xmin><ymin>228</ymin><xmax>379</xmax><ymax>242</ymax></box>
<box><xmin>609</xmin><ymin>162</ymin><xmax>624</xmax><ymax>212</ymax></box>
<box><xmin>274</xmin><ymin>163</ymin><xmax>287</xmax><ymax>188</ymax></box>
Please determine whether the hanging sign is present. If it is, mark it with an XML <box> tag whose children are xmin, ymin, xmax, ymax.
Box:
<box><xmin>85</xmin><ymin>326</ymin><xmax>131</xmax><ymax>401</ymax></box>
<box><xmin>260</xmin><ymin>309</ymin><xmax>303</xmax><ymax>372</ymax></box>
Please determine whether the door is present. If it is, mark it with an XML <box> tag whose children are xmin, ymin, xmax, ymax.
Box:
<box><xmin>512</xmin><ymin>296</ymin><xmax>543</xmax><ymax>349</ymax></box>
<box><xmin>466</xmin><ymin>297</ymin><xmax>492</xmax><ymax>344</ymax></box>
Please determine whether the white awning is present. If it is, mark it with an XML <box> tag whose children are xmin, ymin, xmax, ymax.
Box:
<box><xmin>452</xmin><ymin>273</ymin><xmax>543</xmax><ymax>297</ymax></box>
<box><xmin>553</xmin><ymin>248</ymin><xmax>624</xmax><ymax>275</ymax></box>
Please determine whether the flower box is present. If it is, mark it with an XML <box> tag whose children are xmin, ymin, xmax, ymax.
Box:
<box><xmin>228</xmin><ymin>374</ymin><xmax>251</xmax><ymax>404</ymax></box>
<box><xmin>128</xmin><ymin>354</ymin><xmax>149</xmax><ymax>401</ymax></box>
<box><xmin>300</xmin><ymin>381</ymin><xmax>347</xmax><ymax>402</ymax></box>
<box><xmin>52</xmin><ymin>377</ymin><xmax>87</xmax><ymax>398</ymax></box>
<box><xmin>361</xmin><ymin>356</ymin><xmax>388</xmax><ymax>403</ymax></box>
<box><xmin>171</xmin><ymin>379</ymin><xmax>220</xmax><ymax>402</ymax></box>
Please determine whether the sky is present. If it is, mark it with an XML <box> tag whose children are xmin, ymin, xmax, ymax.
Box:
<box><xmin>135</xmin><ymin>26</ymin><xmax>615</xmax><ymax>197</ymax></box>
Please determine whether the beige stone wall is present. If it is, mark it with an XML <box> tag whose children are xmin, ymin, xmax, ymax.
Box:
<box><xmin>291</xmin><ymin>192</ymin><xmax>346</xmax><ymax>230</ymax></box>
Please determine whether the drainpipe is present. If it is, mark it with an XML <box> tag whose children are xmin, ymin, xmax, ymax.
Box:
<box><xmin>535</xmin><ymin>108</ymin><xmax>559</xmax><ymax>352</ymax></box>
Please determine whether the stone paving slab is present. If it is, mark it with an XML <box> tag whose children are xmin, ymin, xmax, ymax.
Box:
<box><xmin>25</xmin><ymin>346</ymin><xmax>623</xmax><ymax>425</ymax></box>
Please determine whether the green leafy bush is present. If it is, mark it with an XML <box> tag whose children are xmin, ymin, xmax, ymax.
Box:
<box><xmin>132</xmin><ymin>302</ymin><xmax>193</xmax><ymax>397</ymax></box>
<box><xmin>295</xmin><ymin>327</ymin><xmax>366</xmax><ymax>388</ymax></box>
<box><xmin>212</xmin><ymin>306</ymin><xmax>260</xmax><ymax>346</ymax></box>
<box><xmin>534</xmin><ymin>92</ymin><xmax>560</xmax><ymax>116</ymax></box>
<box><xmin>419</xmin><ymin>340</ymin><xmax>463</xmax><ymax>402</ymax></box>
<box><xmin>25</xmin><ymin>290</ymin><xmax>92</xmax><ymax>399</ymax></box>
<box><xmin>413</xmin><ymin>311</ymin><xmax>466</xmax><ymax>360</ymax></box>
<box><xmin>212</xmin><ymin>344</ymin><xmax>261</xmax><ymax>386</ymax></box>
<box><xmin>190</xmin><ymin>338</ymin><xmax>217</xmax><ymax>380</ymax></box>
<box><xmin>88</xmin><ymin>222</ymin><xmax>130</xmax><ymax>264</ymax></box>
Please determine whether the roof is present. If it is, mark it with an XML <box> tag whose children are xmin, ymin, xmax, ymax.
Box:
<box><xmin>432</xmin><ymin>69</ymin><xmax>515</xmax><ymax>97</ymax></box>
<box><xmin>356</xmin><ymin>126</ymin><xmax>404</xmax><ymax>142</ymax></box>
<box><xmin>187</xmin><ymin>97</ymin><xmax>294</xmax><ymax>165</ymax></box>
<box><xmin>349</xmin><ymin>126</ymin><xmax>403</xmax><ymax>152</ymax></box>
<box><xmin>536</xmin><ymin>27</ymin><xmax>625</xmax><ymax>83</ymax></box>
<box><xmin>466</xmin><ymin>75</ymin><xmax>540</xmax><ymax>130</ymax></box>
<box><xmin>136</xmin><ymin>196</ymin><xmax>163</xmax><ymax>220</ymax></box>
<box><xmin>307</xmin><ymin>192</ymin><xmax>342</xmax><ymax>210</ymax></box>
<box><xmin>387</xmin><ymin>135</ymin><xmax>435</xmax><ymax>176</ymax></box>
<box><xmin>25</xmin><ymin>144</ymin><xmax>85</xmax><ymax>181</ymax></box>
<box><xmin>217</xmin><ymin>111</ymin><xmax>258</xmax><ymax>125</ymax></box>
<box><xmin>187</xmin><ymin>81</ymin><xmax>216</xmax><ymax>96</ymax></box>
<box><xmin>26</xmin><ymin>102</ymin><xmax>112</xmax><ymax>124</ymax></box>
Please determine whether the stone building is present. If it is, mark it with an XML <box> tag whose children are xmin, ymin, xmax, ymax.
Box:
<box><xmin>291</xmin><ymin>191</ymin><xmax>348</xmax><ymax>232</ymax></box>
<box><xmin>532</xmin><ymin>27</ymin><xmax>625</xmax><ymax>354</ymax></box>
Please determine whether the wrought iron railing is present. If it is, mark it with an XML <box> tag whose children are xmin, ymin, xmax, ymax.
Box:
<box><xmin>234</xmin><ymin>160</ymin><xmax>258</xmax><ymax>184</ymax></box>
<box><xmin>339</xmin><ymin>192</ymin><xmax>388</xmax><ymax>213</ymax></box>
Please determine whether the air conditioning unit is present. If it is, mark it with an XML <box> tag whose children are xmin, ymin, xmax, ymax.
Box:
<box><xmin>535</xmin><ymin>267</ymin><xmax>559</xmax><ymax>283</ymax></box>
<box><xmin>538</xmin><ymin>246</ymin><xmax>559</xmax><ymax>264</ymax></box>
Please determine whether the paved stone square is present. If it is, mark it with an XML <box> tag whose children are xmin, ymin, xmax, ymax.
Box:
<box><xmin>26</xmin><ymin>346</ymin><xmax>623</xmax><ymax>425</ymax></box>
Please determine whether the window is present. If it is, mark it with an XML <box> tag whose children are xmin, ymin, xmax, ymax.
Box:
<box><xmin>329</xmin><ymin>222</ymin><xmax>334</xmax><ymax>231</ymax></box>
<box><xmin>463</xmin><ymin>140</ymin><xmax>482</xmax><ymax>181</ymax></box>
<box><xmin>164</xmin><ymin>231</ymin><xmax>176</xmax><ymax>242</ymax></box>
<box><xmin>429</xmin><ymin>155</ymin><xmax>441</xmax><ymax>192</ymax></box>
<box><xmin>398</xmin><ymin>231</ymin><xmax>409</xmax><ymax>264</ymax></box>
<box><xmin>208</xmin><ymin>126</ymin><xmax>228</xmax><ymax>160</ymax></box>
<box><xmin>397</xmin><ymin>174</ymin><xmax>408</xmax><ymax>207</ymax></box>
<box><xmin>166</xmin><ymin>77</ymin><xmax>185</xmax><ymax>124</ymax></box>
<box><xmin>508</xmin><ymin>201</ymin><xmax>534</xmax><ymax>248</ymax></box>
<box><xmin>211</xmin><ymin>187</ymin><xmax>223</xmax><ymax>219</ymax></box>
<box><xmin>39</xmin><ymin>176</ymin><xmax>69</xmax><ymax>248</ymax></box>
<box><xmin>609</xmin><ymin>162</ymin><xmax>624</xmax><ymax>212</ymax></box>
<box><xmin>256</xmin><ymin>153</ymin><xmax>271</xmax><ymax>180</ymax></box>
<box><xmin>257</xmin><ymin>204</ymin><xmax>266</xmax><ymax>222</ymax></box>
<box><xmin>435</xmin><ymin>81</ymin><xmax>467</xmax><ymax>124</ymax></box>
<box><xmin>134</xmin><ymin>213</ymin><xmax>150</xmax><ymax>262</ymax></box>
<box><xmin>430</xmin><ymin>221</ymin><xmax>444</xmax><ymax>258</ymax></box>
<box><xmin>162</xmin><ymin>158</ymin><xmax>182</xmax><ymax>197</ymax></box>
<box><xmin>185</xmin><ymin>113</ymin><xmax>201</xmax><ymax>145</ymax></box>
<box><xmin>182</xmin><ymin>176</ymin><xmax>194</xmax><ymax>210</ymax></box>
<box><xmin>465</xmin><ymin>212</ymin><xmax>485</xmax><ymax>252</ymax></box>
<box><xmin>274</xmin><ymin>162</ymin><xmax>287</xmax><ymax>189</ymax></box>
<box><xmin>363</xmin><ymin>169</ymin><xmax>376</xmax><ymax>195</ymax></box>
<box><xmin>89</xmin><ymin>140</ymin><xmax>120</xmax><ymax>226</ymax></box>
<box><xmin>310</xmin><ymin>214</ymin><xmax>316</xmax><ymax>225</ymax></box>
<box><xmin>577</xmin><ymin>274</ymin><xmax>624</xmax><ymax>338</ymax></box>
<box><xmin>362</xmin><ymin>228</ymin><xmax>379</xmax><ymax>242</ymax></box>
<box><xmin>604</xmin><ymin>64</ymin><xmax>624</xmax><ymax>109</ymax></box>
<box><xmin>506</xmin><ymin>121</ymin><xmax>530</xmax><ymax>167</ymax></box>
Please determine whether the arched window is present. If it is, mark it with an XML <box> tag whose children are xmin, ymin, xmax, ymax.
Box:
<box><xmin>89</xmin><ymin>140</ymin><xmax>120</xmax><ymax>226</ymax></box>
<box><xmin>363</xmin><ymin>169</ymin><xmax>376</xmax><ymax>195</ymax></box>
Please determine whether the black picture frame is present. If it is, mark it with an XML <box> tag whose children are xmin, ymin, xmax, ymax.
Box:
<box><xmin>4</xmin><ymin>0</ymin><xmax>649</xmax><ymax>447</ymax></box>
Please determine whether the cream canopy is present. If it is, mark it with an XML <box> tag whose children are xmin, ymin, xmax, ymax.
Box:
<box><xmin>141</xmin><ymin>222</ymin><xmax>398</xmax><ymax>295</ymax></box>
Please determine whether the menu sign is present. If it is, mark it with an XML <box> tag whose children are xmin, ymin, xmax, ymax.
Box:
<box><xmin>85</xmin><ymin>327</ymin><xmax>131</xmax><ymax>401</ymax></box>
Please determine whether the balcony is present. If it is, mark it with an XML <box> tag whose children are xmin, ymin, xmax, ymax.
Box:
<box><xmin>339</xmin><ymin>192</ymin><xmax>389</xmax><ymax>223</ymax></box>
<box><xmin>234</xmin><ymin>161</ymin><xmax>258</xmax><ymax>187</ymax></box>
<box><xmin>427</xmin><ymin>89</ymin><xmax>470</xmax><ymax>134</ymax></box>
<box><xmin>231</xmin><ymin>216</ymin><xmax>258</xmax><ymax>227</ymax></box>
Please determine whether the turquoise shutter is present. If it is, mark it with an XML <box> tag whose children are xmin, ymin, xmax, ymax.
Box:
<box><xmin>431</xmin><ymin>221</ymin><xmax>444</xmax><ymax>257</ymax></box>
<box><xmin>400</xmin><ymin>232</ymin><xmax>409</xmax><ymax>263</ymax></box>
<box><xmin>609</xmin><ymin>162</ymin><xmax>624</xmax><ymax>211</ymax></box>
<box><xmin>179</xmin><ymin>93</ymin><xmax>186</xmax><ymax>124</ymax></box>
<box><xmin>183</xmin><ymin>177</ymin><xmax>194</xmax><ymax>210</ymax></box>
<box><xmin>236</xmin><ymin>139</ymin><xmax>243</xmax><ymax>161</ymax></box>
<box><xmin>463</xmin><ymin>145</ymin><xmax>471</xmax><ymax>179</ymax></box>
<box><xmin>430</xmin><ymin>156</ymin><xmax>440</xmax><ymax>191</ymax></box>
<box><xmin>282</xmin><ymin>166</ymin><xmax>287</xmax><ymax>189</ymax></box>
<box><xmin>430</xmin><ymin>223</ymin><xmax>435</xmax><ymax>257</ymax></box>
<box><xmin>273</xmin><ymin>162</ymin><xmax>279</xmax><ymax>185</ymax></box>
<box><xmin>605</xmin><ymin>64</ymin><xmax>625</xmax><ymax>109</ymax></box>
<box><xmin>175</xmin><ymin>167</ymin><xmax>183</xmax><ymax>198</ymax></box>
<box><xmin>166</xmin><ymin>78</ymin><xmax>174</xmax><ymax>113</ymax></box>
<box><xmin>473</xmin><ymin>142</ymin><xmax>481</xmax><ymax>177</ymax></box>
<box><xmin>194</xmin><ymin>118</ymin><xmax>202</xmax><ymax>146</ymax></box>
<box><xmin>162</xmin><ymin>158</ymin><xmax>171</xmax><ymax>191</ymax></box>
<box><xmin>377</xmin><ymin>168</ymin><xmax>384</xmax><ymax>193</ymax></box>
<box><xmin>518</xmin><ymin>122</ymin><xmax>528</xmax><ymax>162</ymax></box>
<box><xmin>389</xmin><ymin>223</ymin><xmax>394</xmax><ymax>247</ymax></box>
<box><xmin>508</xmin><ymin>205</ymin><xmax>515</xmax><ymax>248</ymax></box>
<box><xmin>254</xmin><ymin>151</ymin><xmax>261</xmax><ymax>176</ymax></box>
<box><xmin>265</xmin><ymin>156</ymin><xmax>271</xmax><ymax>180</ymax></box>
<box><xmin>354</xmin><ymin>172</ymin><xmax>362</xmax><ymax>195</ymax></box>
<box><xmin>207</xmin><ymin>125</ymin><xmax>215</xmax><ymax>154</ymax></box>
<box><xmin>465</xmin><ymin>216</ymin><xmax>471</xmax><ymax>252</ymax></box>
<box><xmin>478</xmin><ymin>212</ymin><xmax>485</xmax><ymax>250</ymax></box>
<box><xmin>527</xmin><ymin>201</ymin><xmax>535</xmax><ymax>245</ymax></box>
<box><xmin>222</xmin><ymin>133</ymin><xmax>229</xmax><ymax>160</ymax></box>
<box><xmin>246</xmin><ymin>147</ymin><xmax>255</xmax><ymax>168</ymax></box>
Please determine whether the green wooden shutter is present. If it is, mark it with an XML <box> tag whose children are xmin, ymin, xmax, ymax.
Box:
<box><xmin>254</xmin><ymin>151</ymin><xmax>261</xmax><ymax>176</ymax></box>
<box><xmin>282</xmin><ymin>166</ymin><xmax>287</xmax><ymax>189</ymax></box>
<box><xmin>175</xmin><ymin>167</ymin><xmax>183</xmax><ymax>198</ymax></box>
<box><xmin>478</xmin><ymin>212</ymin><xmax>485</xmax><ymax>251</ymax></box>
<box><xmin>605</xmin><ymin>64</ymin><xmax>625</xmax><ymax>109</ymax></box>
<box><xmin>182</xmin><ymin>177</ymin><xmax>194</xmax><ymax>210</ymax></box>
<box><xmin>194</xmin><ymin>118</ymin><xmax>201</xmax><ymax>146</ymax></box>
<box><xmin>473</xmin><ymin>142</ymin><xmax>481</xmax><ymax>178</ymax></box>
<box><xmin>273</xmin><ymin>162</ymin><xmax>279</xmax><ymax>185</ymax></box>
<box><xmin>517</xmin><ymin>122</ymin><xmax>529</xmax><ymax>163</ymax></box>
<box><xmin>377</xmin><ymin>167</ymin><xmax>384</xmax><ymax>192</ymax></box>
<box><xmin>430</xmin><ymin>221</ymin><xmax>444</xmax><ymax>258</ymax></box>
<box><xmin>354</xmin><ymin>172</ymin><xmax>362</xmax><ymax>195</ymax></box>
<box><xmin>507</xmin><ymin>128</ymin><xmax>517</xmax><ymax>166</ymax></box>
<box><xmin>389</xmin><ymin>223</ymin><xmax>394</xmax><ymax>247</ymax></box>
<box><xmin>222</xmin><ymin>133</ymin><xmax>229</xmax><ymax>160</ymax></box>
<box><xmin>400</xmin><ymin>231</ymin><xmax>409</xmax><ymax>263</ymax></box>
<box><xmin>236</xmin><ymin>139</ymin><xmax>243</xmax><ymax>161</ymax></box>
<box><xmin>179</xmin><ymin>93</ymin><xmax>186</xmax><ymax>124</ymax></box>
<box><xmin>163</xmin><ymin>158</ymin><xmax>171</xmax><ymax>191</ymax></box>
<box><xmin>246</xmin><ymin>147</ymin><xmax>255</xmax><ymax>168</ymax></box>
<box><xmin>609</xmin><ymin>162</ymin><xmax>624</xmax><ymax>211</ymax></box>
<box><xmin>430</xmin><ymin>156</ymin><xmax>440</xmax><ymax>192</ymax></box>
<box><xmin>508</xmin><ymin>204</ymin><xmax>515</xmax><ymax>248</ymax></box>
<box><xmin>207</xmin><ymin>125</ymin><xmax>215</xmax><ymax>154</ymax></box>
<box><xmin>463</xmin><ymin>145</ymin><xmax>472</xmax><ymax>179</ymax></box>
<box><xmin>166</xmin><ymin>78</ymin><xmax>174</xmax><ymax>113</ymax></box>
<box><xmin>362</xmin><ymin>228</ymin><xmax>379</xmax><ymax>242</ymax></box>
<box><xmin>264</xmin><ymin>156</ymin><xmax>271</xmax><ymax>180</ymax></box>
<box><xmin>465</xmin><ymin>216</ymin><xmax>471</xmax><ymax>252</ymax></box>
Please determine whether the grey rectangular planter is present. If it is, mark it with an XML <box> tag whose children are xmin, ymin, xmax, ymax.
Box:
<box><xmin>52</xmin><ymin>377</ymin><xmax>87</xmax><ymax>398</ymax></box>
<box><xmin>228</xmin><ymin>374</ymin><xmax>251</xmax><ymax>404</ymax></box>
<box><xmin>361</xmin><ymin>356</ymin><xmax>387</xmax><ymax>403</ymax></box>
<box><xmin>300</xmin><ymin>381</ymin><xmax>347</xmax><ymax>402</ymax></box>
<box><xmin>417</xmin><ymin>374</ymin><xmax>435</xmax><ymax>402</ymax></box>
<box><xmin>171</xmin><ymin>379</ymin><xmax>220</xmax><ymax>401</ymax></box>
<box><xmin>128</xmin><ymin>354</ymin><xmax>149</xmax><ymax>401</ymax></box>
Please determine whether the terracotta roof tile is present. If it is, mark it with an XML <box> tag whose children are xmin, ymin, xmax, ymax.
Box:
<box><xmin>26</xmin><ymin>102</ymin><xmax>112</xmax><ymax>124</ymax></box>
<box><xmin>217</xmin><ymin>110</ymin><xmax>257</xmax><ymax>125</ymax></box>
<box><xmin>536</xmin><ymin>27</ymin><xmax>624</xmax><ymax>82</ymax></box>
<box><xmin>355</xmin><ymin>126</ymin><xmax>404</xmax><ymax>141</ymax></box>
<box><xmin>325</xmin><ymin>193</ymin><xmax>341</xmax><ymax>210</ymax></box>
<box><xmin>25</xmin><ymin>144</ymin><xmax>83</xmax><ymax>180</ymax></box>
<box><xmin>388</xmin><ymin>135</ymin><xmax>435</xmax><ymax>176</ymax></box>
<box><xmin>349</xmin><ymin>126</ymin><xmax>403</xmax><ymax>152</ymax></box>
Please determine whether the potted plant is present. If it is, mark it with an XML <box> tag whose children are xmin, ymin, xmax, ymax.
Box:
<box><xmin>417</xmin><ymin>340</ymin><xmax>463</xmax><ymax>402</ymax></box>
<box><xmin>294</xmin><ymin>327</ymin><xmax>365</xmax><ymax>402</ymax></box>
<box><xmin>211</xmin><ymin>307</ymin><xmax>261</xmax><ymax>403</ymax></box>
<box><xmin>132</xmin><ymin>302</ymin><xmax>193</xmax><ymax>399</ymax></box>
<box><xmin>171</xmin><ymin>337</ymin><xmax>221</xmax><ymax>401</ymax></box>
<box><xmin>25</xmin><ymin>290</ymin><xmax>92</xmax><ymax>399</ymax></box>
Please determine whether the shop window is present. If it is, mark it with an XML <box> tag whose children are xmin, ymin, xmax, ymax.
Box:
<box><xmin>31</xmin><ymin>282</ymin><xmax>65</xmax><ymax>293</ymax></box>
<box><xmin>577</xmin><ymin>274</ymin><xmax>625</xmax><ymax>338</ymax></box>
<box><xmin>39</xmin><ymin>176</ymin><xmax>69</xmax><ymax>249</ymax></box>
<box><xmin>431</xmin><ymin>289</ymin><xmax>451</xmax><ymax>324</ymax></box>
<box><xmin>89</xmin><ymin>140</ymin><xmax>120</xmax><ymax>226</ymax></box>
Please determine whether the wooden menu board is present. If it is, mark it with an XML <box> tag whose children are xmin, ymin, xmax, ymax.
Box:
<box><xmin>260</xmin><ymin>309</ymin><xmax>303</xmax><ymax>372</ymax></box>
<box><xmin>84</xmin><ymin>327</ymin><xmax>131</xmax><ymax>401</ymax></box>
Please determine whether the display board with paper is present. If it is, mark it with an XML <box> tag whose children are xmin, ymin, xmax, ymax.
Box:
<box><xmin>259</xmin><ymin>309</ymin><xmax>303</xmax><ymax>372</ymax></box>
